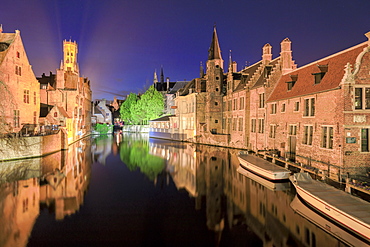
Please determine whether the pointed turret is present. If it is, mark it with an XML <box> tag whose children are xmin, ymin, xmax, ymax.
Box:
<box><xmin>200</xmin><ymin>61</ymin><xmax>205</xmax><ymax>78</ymax></box>
<box><xmin>153</xmin><ymin>70</ymin><xmax>158</xmax><ymax>84</ymax></box>
<box><xmin>208</xmin><ymin>26</ymin><xmax>222</xmax><ymax>62</ymax></box>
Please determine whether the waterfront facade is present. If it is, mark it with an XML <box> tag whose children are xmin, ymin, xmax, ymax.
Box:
<box><xmin>0</xmin><ymin>27</ymin><xmax>40</xmax><ymax>134</ymax></box>
<box><xmin>150</xmin><ymin>27</ymin><xmax>370</xmax><ymax>180</ymax></box>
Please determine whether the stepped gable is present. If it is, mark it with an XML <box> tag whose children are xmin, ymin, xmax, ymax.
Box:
<box><xmin>251</xmin><ymin>57</ymin><xmax>280</xmax><ymax>89</ymax></box>
<box><xmin>234</xmin><ymin>61</ymin><xmax>263</xmax><ymax>91</ymax></box>
<box><xmin>267</xmin><ymin>42</ymin><xmax>367</xmax><ymax>102</ymax></box>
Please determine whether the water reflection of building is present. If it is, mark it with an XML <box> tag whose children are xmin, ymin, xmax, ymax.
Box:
<box><xmin>39</xmin><ymin>138</ymin><xmax>91</xmax><ymax>220</ymax></box>
<box><xmin>0</xmin><ymin>160</ymin><xmax>41</xmax><ymax>247</ymax></box>
<box><xmin>148</xmin><ymin>139</ymin><xmax>364</xmax><ymax>246</ymax></box>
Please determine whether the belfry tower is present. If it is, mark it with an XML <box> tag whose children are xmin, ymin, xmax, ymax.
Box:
<box><xmin>62</xmin><ymin>39</ymin><xmax>79</xmax><ymax>74</ymax></box>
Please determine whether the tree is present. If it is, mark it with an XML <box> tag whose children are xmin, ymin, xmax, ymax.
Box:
<box><xmin>119</xmin><ymin>93</ymin><xmax>138</xmax><ymax>125</ymax></box>
<box><xmin>120</xmin><ymin>86</ymin><xmax>164</xmax><ymax>125</ymax></box>
<box><xmin>137</xmin><ymin>85</ymin><xmax>164</xmax><ymax>124</ymax></box>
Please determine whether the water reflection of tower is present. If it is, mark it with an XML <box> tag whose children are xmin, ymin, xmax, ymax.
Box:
<box><xmin>91</xmin><ymin>135</ymin><xmax>113</xmax><ymax>165</ymax></box>
<box><xmin>202</xmin><ymin>147</ymin><xmax>226</xmax><ymax>243</ymax></box>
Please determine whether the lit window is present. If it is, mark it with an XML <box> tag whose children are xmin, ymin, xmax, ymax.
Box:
<box><xmin>355</xmin><ymin>87</ymin><xmax>370</xmax><ymax>110</ymax></box>
<box><xmin>24</xmin><ymin>90</ymin><xmax>30</xmax><ymax>103</ymax></box>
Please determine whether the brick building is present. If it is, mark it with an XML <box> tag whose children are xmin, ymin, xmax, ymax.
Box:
<box><xmin>267</xmin><ymin>32</ymin><xmax>370</xmax><ymax>178</ymax></box>
<box><xmin>0</xmin><ymin>26</ymin><xmax>40</xmax><ymax>134</ymax></box>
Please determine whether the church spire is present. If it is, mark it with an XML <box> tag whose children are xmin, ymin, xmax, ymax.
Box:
<box><xmin>208</xmin><ymin>25</ymin><xmax>222</xmax><ymax>61</ymax></box>
<box><xmin>160</xmin><ymin>65</ymin><xmax>164</xmax><ymax>83</ymax></box>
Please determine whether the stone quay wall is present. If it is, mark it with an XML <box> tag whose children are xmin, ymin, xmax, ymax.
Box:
<box><xmin>0</xmin><ymin>130</ymin><xmax>68</xmax><ymax>161</ymax></box>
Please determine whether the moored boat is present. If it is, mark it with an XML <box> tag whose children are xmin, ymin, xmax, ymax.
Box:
<box><xmin>290</xmin><ymin>195</ymin><xmax>370</xmax><ymax>247</ymax></box>
<box><xmin>237</xmin><ymin>152</ymin><xmax>291</xmax><ymax>181</ymax></box>
<box><xmin>290</xmin><ymin>172</ymin><xmax>370</xmax><ymax>243</ymax></box>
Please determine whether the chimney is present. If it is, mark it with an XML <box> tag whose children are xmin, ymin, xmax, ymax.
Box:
<box><xmin>280</xmin><ymin>38</ymin><xmax>296</xmax><ymax>74</ymax></box>
<box><xmin>262</xmin><ymin>43</ymin><xmax>272</xmax><ymax>64</ymax></box>
<box><xmin>232</xmin><ymin>61</ymin><xmax>237</xmax><ymax>72</ymax></box>
<box><xmin>365</xmin><ymin>31</ymin><xmax>370</xmax><ymax>46</ymax></box>
<box><xmin>0</xmin><ymin>24</ymin><xmax>2</xmax><ymax>33</ymax></box>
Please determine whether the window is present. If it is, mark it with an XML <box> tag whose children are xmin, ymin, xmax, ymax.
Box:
<box><xmin>233</xmin><ymin>99</ymin><xmax>237</xmax><ymax>110</ymax></box>
<box><xmin>281</xmin><ymin>103</ymin><xmax>286</xmax><ymax>112</ymax></box>
<box><xmin>269</xmin><ymin>125</ymin><xmax>276</xmax><ymax>138</ymax></box>
<box><xmin>33</xmin><ymin>111</ymin><xmax>36</xmax><ymax>124</ymax></box>
<box><xmin>215</xmin><ymin>102</ymin><xmax>218</xmax><ymax>106</ymax></box>
<box><xmin>251</xmin><ymin>119</ymin><xmax>256</xmax><ymax>133</ymax></box>
<box><xmin>361</xmin><ymin>129</ymin><xmax>369</xmax><ymax>152</ymax></box>
<box><xmin>239</xmin><ymin>97</ymin><xmax>245</xmax><ymax>110</ymax></box>
<box><xmin>54</xmin><ymin>112</ymin><xmax>58</xmax><ymax>117</ymax></box>
<box><xmin>294</xmin><ymin>101</ymin><xmax>300</xmax><ymax>111</ymax></box>
<box><xmin>259</xmin><ymin>93</ymin><xmax>265</xmax><ymax>108</ymax></box>
<box><xmin>23</xmin><ymin>90</ymin><xmax>29</xmax><ymax>103</ymax></box>
<box><xmin>228</xmin><ymin>100</ymin><xmax>232</xmax><ymax>111</ymax></box>
<box><xmin>13</xmin><ymin>110</ymin><xmax>20</xmax><ymax>128</ymax></box>
<box><xmin>215</xmin><ymin>119</ymin><xmax>218</xmax><ymax>123</ymax></box>
<box><xmin>258</xmin><ymin>119</ymin><xmax>264</xmax><ymax>133</ymax></box>
<box><xmin>238</xmin><ymin>118</ymin><xmax>243</xmax><ymax>131</ymax></box>
<box><xmin>321</xmin><ymin>126</ymin><xmax>333</xmax><ymax>149</ymax></box>
<box><xmin>232</xmin><ymin>118</ymin><xmax>237</xmax><ymax>131</ymax></box>
<box><xmin>304</xmin><ymin>98</ymin><xmax>315</xmax><ymax>116</ymax></box>
<box><xmin>289</xmin><ymin>125</ymin><xmax>297</xmax><ymax>135</ymax></box>
<box><xmin>16</xmin><ymin>51</ymin><xmax>20</xmax><ymax>58</ymax></box>
<box><xmin>34</xmin><ymin>92</ymin><xmax>36</xmax><ymax>105</ymax></box>
<box><xmin>222</xmin><ymin>118</ymin><xmax>226</xmax><ymax>130</ymax></box>
<box><xmin>355</xmin><ymin>87</ymin><xmax>370</xmax><ymax>110</ymax></box>
<box><xmin>303</xmin><ymin>125</ymin><xmax>313</xmax><ymax>145</ymax></box>
<box><xmin>270</xmin><ymin>103</ymin><xmax>277</xmax><ymax>114</ymax></box>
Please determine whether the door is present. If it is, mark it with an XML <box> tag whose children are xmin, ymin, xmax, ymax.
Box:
<box><xmin>288</xmin><ymin>136</ymin><xmax>296</xmax><ymax>162</ymax></box>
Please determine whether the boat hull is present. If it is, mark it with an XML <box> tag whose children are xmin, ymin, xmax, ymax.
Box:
<box><xmin>237</xmin><ymin>154</ymin><xmax>290</xmax><ymax>181</ymax></box>
<box><xmin>290</xmin><ymin>173</ymin><xmax>370</xmax><ymax>243</ymax></box>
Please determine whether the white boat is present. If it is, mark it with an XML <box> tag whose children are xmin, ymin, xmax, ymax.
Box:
<box><xmin>237</xmin><ymin>166</ymin><xmax>290</xmax><ymax>191</ymax></box>
<box><xmin>290</xmin><ymin>172</ymin><xmax>370</xmax><ymax>243</ymax></box>
<box><xmin>237</xmin><ymin>152</ymin><xmax>291</xmax><ymax>181</ymax></box>
<box><xmin>290</xmin><ymin>195</ymin><xmax>370</xmax><ymax>247</ymax></box>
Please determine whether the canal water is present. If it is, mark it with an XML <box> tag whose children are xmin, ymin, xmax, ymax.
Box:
<box><xmin>0</xmin><ymin>133</ymin><xmax>367</xmax><ymax>246</ymax></box>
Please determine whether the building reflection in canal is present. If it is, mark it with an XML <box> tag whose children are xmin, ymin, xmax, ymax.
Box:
<box><xmin>0</xmin><ymin>138</ymin><xmax>91</xmax><ymax>247</ymax></box>
<box><xmin>0</xmin><ymin>133</ymin><xmax>368</xmax><ymax>246</ymax></box>
<box><xmin>144</xmin><ymin>133</ymin><xmax>368</xmax><ymax>247</ymax></box>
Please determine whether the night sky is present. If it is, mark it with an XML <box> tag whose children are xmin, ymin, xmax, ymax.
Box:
<box><xmin>1</xmin><ymin>0</ymin><xmax>370</xmax><ymax>100</ymax></box>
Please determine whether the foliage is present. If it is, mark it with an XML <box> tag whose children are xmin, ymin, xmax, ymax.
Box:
<box><xmin>119</xmin><ymin>93</ymin><xmax>138</xmax><ymax>125</ymax></box>
<box><xmin>119</xmin><ymin>86</ymin><xmax>164</xmax><ymax>125</ymax></box>
<box><xmin>119</xmin><ymin>137</ymin><xmax>165</xmax><ymax>180</ymax></box>
<box><xmin>94</xmin><ymin>123</ymin><xmax>113</xmax><ymax>134</ymax></box>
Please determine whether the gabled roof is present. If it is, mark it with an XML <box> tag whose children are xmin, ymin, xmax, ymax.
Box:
<box><xmin>233</xmin><ymin>60</ymin><xmax>265</xmax><ymax>91</ymax></box>
<box><xmin>251</xmin><ymin>57</ymin><xmax>280</xmax><ymax>89</ymax></box>
<box><xmin>169</xmin><ymin>81</ymin><xmax>188</xmax><ymax>94</ymax></box>
<box><xmin>0</xmin><ymin>32</ymin><xmax>16</xmax><ymax>64</ymax></box>
<box><xmin>268</xmin><ymin>42</ymin><xmax>368</xmax><ymax>102</ymax></box>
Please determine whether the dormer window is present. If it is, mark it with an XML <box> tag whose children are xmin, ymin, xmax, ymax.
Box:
<box><xmin>313</xmin><ymin>64</ymin><xmax>328</xmax><ymax>84</ymax></box>
<box><xmin>286</xmin><ymin>74</ymin><xmax>298</xmax><ymax>91</ymax></box>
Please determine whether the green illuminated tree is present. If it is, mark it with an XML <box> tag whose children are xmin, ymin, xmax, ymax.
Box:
<box><xmin>137</xmin><ymin>85</ymin><xmax>164</xmax><ymax>124</ymax></box>
<box><xmin>119</xmin><ymin>93</ymin><xmax>138</xmax><ymax>125</ymax></box>
<box><xmin>120</xmin><ymin>86</ymin><xmax>164</xmax><ymax>125</ymax></box>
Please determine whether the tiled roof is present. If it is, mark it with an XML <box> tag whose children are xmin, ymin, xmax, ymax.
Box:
<box><xmin>268</xmin><ymin>42</ymin><xmax>368</xmax><ymax>102</ymax></box>
<box><xmin>234</xmin><ymin>61</ymin><xmax>263</xmax><ymax>91</ymax></box>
